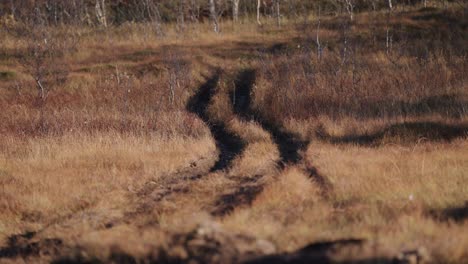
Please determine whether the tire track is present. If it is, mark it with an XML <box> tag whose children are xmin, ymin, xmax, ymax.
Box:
<box><xmin>0</xmin><ymin>68</ymin><xmax>330</xmax><ymax>262</ymax></box>
<box><xmin>233</xmin><ymin>69</ymin><xmax>332</xmax><ymax>191</ymax></box>
<box><xmin>210</xmin><ymin>173</ymin><xmax>267</xmax><ymax>217</ymax></box>
<box><xmin>0</xmin><ymin>72</ymin><xmax>249</xmax><ymax>262</ymax></box>
<box><xmin>129</xmin><ymin>70</ymin><xmax>249</xmax><ymax>219</ymax></box>
<box><xmin>210</xmin><ymin>69</ymin><xmax>332</xmax><ymax>214</ymax></box>
<box><xmin>187</xmin><ymin>70</ymin><xmax>247</xmax><ymax>173</ymax></box>
<box><xmin>231</xmin><ymin>69</ymin><xmax>305</xmax><ymax>167</ymax></box>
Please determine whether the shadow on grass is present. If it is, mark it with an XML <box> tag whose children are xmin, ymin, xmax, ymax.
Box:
<box><xmin>291</xmin><ymin>94</ymin><xmax>468</xmax><ymax>121</ymax></box>
<box><xmin>318</xmin><ymin>121</ymin><xmax>468</xmax><ymax>146</ymax></box>
<box><xmin>412</xmin><ymin>8</ymin><xmax>467</xmax><ymax>26</ymax></box>
<box><xmin>429</xmin><ymin>202</ymin><xmax>468</xmax><ymax>223</ymax></box>
<box><xmin>244</xmin><ymin>238</ymin><xmax>398</xmax><ymax>264</ymax></box>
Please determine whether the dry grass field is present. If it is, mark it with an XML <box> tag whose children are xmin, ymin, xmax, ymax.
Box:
<box><xmin>0</xmin><ymin>3</ymin><xmax>467</xmax><ymax>264</ymax></box>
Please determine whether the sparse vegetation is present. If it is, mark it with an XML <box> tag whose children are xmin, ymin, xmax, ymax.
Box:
<box><xmin>0</xmin><ymin>1</ymin><xmax>467</xmax><ymax>263</ymax></box>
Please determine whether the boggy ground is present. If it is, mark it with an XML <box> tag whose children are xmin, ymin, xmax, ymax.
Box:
<box><xmin>1</xmin><ymin>5</ymin><xmax>468</xmax><ymax>264</ymax></box>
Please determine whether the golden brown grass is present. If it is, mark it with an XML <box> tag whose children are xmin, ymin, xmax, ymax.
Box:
<box><xmin>305</xmin><ymin>140</ymin><xmax>468</xmax><ymax>262</ymax></box>
<box><xmin>222</xmin><ymin>141</ymin><xmax>468</xmax><ymax>262</ymax></box>
<box><xmin>0</xmin><ymin>132</ymin><xmax>216</xmax><ymax>242</ymax></box>
<box><xmin>309</xmin><ymin>140</ymin><xmax>468</xmax><ymax>208</ymax></box>
<box><xmin>0</xmin><ymin>4</ymin><xmax>467</xmax><ymax>264</ymax></box>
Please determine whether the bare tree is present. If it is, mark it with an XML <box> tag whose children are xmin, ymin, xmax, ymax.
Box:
<box><xmin>316</xmin><ymin>6</ymin><xmax>322</xmax><ymax>60</ymax></box>
<box><xmin>144</xmin><ymin>0</ymin><xmax>164</xmax><ymax>36</ymax></box>
<box><xmin>275</xmin><ymin>0</ymin><xmax>281</xmax><ymax>27</ymax></box>
<box><xmin>164</xmin><ymin>52</ymin><xmax>191</xmax><ymax>108</ymax></box>
<box><xmin>209</xmin><ymin>0</ymin><xmax>220</xmax><ymax>33</ymax></box>
<box><xmin>189</xmin><ymin>0</ymin><xmax>201</xmax><ymax>22</ymax></box>
<box><xmin>7</xmin><ymin>7</ymin><xmax>74</xmax><ymax>102</ymax></box>
<box><xmin>344</xmin><ymin>0</ymin><xmax>355</xmax><ymax>21</ymax></box>
<box><xmin>178</xmin><ymin>0</ymin><xmax>186</xmax><ymax>31</ymax></box>
<box><xmin>385</xmin><ymin>8</ymin><xmax>393</xmax><ymax>55</ymax></box>
<box><xmin>95</xmin><ymin>0</ymin><xmax>107</xmax><ymax>28</ymax></box>
<box><xmin>257</xmin><ymin>0</ymin><xmax>262</xmax><ymax>25</ymax></box>
<box><xmin>232</xmin><ymin>0</ymin><xmax>240</xmax><ymax>23</ymax></box>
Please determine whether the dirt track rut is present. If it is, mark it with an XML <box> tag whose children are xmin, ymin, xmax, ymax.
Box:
<box><xmin>187</xmin><ymin>70</ymin><xmax>247</xmax><ymax>172</ymax></box>
<box><xmin>187</xmin><ymin>67</ymin><xmax>333</xmax><ymax>216</ymax></box>
<box><xmin>0</xmin><ymin>67</ymin><xmax>331</xmax><ymax>263</ymax></box>
<box><xmin>230</xmin><ymin>69</ymin><xmax>332</xmax><ymax>196</ymax></box>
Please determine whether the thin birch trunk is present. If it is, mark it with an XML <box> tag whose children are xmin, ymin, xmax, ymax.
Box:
<box><xmin>275</xmin><ymin>0</ymin><xmax>281</xmax><ymax>27</ymax></box>
<box><xmin>178</xmin><ymin>0</ymin><xmax>186</xmax><ymax>30</ymax></box>
<box><xmin>95</xmin><ymin>0</ymin><xmax>107</xmax><ymax>28</ymax></box>
<box><xmin>209</xmin><ymin>0</ymin><xmax>220</xmax><ymax>33</ymax></box>
<box><xmin>233</xmin><ymin>0</ymin><xmax>240</xmax><ymax>23</ymax></box>
<box><xmin>316</xmin><ymin>7</ymin><xmax>322</xmax><ymax>60</ymax></box>
<box><xmin>257</xmin><ymin>0</ymin><xmax>262</xmax><ymax>25</ymax></box>
<box><xmin>345</xmin><ymin>0</ymin><xmax>354</xmax><ymax>21</ymax></box>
